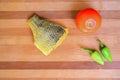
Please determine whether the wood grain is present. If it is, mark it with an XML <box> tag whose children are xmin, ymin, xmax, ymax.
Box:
<box><xmin>0</xmin><ymin>0</ymin><xmax>120</xmax><ymax>80</ymax></box>
<box><xmin>0</xmin><ymin>19</ymin><xmax>120</xmax><ymax>28</ymax></box>
<box><xmin>0</xmin><ymin>61</ymin><xmax>120</xmax><ymax>69</ymax></box>
<box><xmin>0</xmin><ymin>78</ymin><xmax>120</xmax><ymax>80</ymax></box>
<box><xmin>0</xmin><ymin>70</ymin><xmax>120</xmax><ymax>78</ymax></box>
<box><xmin>0</xmin><ymin>0</ymin><xmax>120</xmax><ymax>2</ymax></box>
<box><xmin>0</xmin><ymin>11</ymin><xmax>120</xmax><ymax>19</ymax></box>
<box><xmin>0</xmin><ymin>2</ymin><xmax>120</xmax><ymax>11</ymax></box>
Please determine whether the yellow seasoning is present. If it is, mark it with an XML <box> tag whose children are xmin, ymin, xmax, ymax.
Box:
<box><xmin>27</xmin><ymin>14</ymin><xmax>69</xmax><ymax>56</ymax></box>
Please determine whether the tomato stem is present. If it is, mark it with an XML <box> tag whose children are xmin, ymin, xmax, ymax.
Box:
<box><xmin>87</xmin><ymin>20</ymin><xmax>94</xmax><ymax>27</ymax></box>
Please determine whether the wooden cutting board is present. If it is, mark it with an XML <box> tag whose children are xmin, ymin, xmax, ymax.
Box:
<box><xmin>0</xmin><ymin>0</ymin><xmax>120</xmax><ymax>80</ymax></box>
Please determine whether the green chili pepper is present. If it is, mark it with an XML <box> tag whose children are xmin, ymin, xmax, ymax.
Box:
<box><xmin>81</xmin><ymin>48</ymin><xmax>104</xmax><ymax>65</ymax></box>
<box><xmin>97</xmin><ymin>39</ymin><xmax>112</xmax><ymax>62</ymax></box>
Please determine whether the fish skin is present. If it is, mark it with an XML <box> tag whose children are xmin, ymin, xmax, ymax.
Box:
<box><xmin>27</xmin><ymin>14</ymin><xmax>69</xmax><ymax>56</ymax></box>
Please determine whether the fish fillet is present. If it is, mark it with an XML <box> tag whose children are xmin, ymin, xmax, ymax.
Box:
<box><xmin>27</xmin><ymin>14</ymin><xmax>68</xmax><ymax>56</ymax></box>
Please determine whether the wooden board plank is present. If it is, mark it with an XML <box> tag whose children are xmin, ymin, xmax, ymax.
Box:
<box><xmin>0</xmin><ymin>46</ymin><xmax>119</xmax><ymax>61</ymax></box>
<box><xmin>0</xmin><ymin>61</ymin><xmax>120</xmax><ymax>69</ymax></box>
<box><xmin>0</xmin><ymin>19</ymin><xmax>120</xmax><ymax>28</ymax></box>
<box><xmin>0</xmin><ymin>70</ymin><xmax>120</xmax><ymax>78</ymax></box>
<box><xmin>0</xmin><ymin>0</ymin><xmax>120</xmax><ymax>2</ymax></box>
<box><xmin>0</xmin><ymin>1</ymin><xmax>120</xmax><ymax>11</ymax></box>
<box><xmin>0</xmin><ymin>78</ymin><xmax>120</xmax><ymax>80</ymax></box>
<box><xmin>0</xmin><ymin>11</ymin><xmax>120</xmax><ymax>19</ymax></box>
<box><xmin>0</xmin><ymin>27</ymin><xmax>120</xmax><ymax>36</ymax></box>
<box><xmin>0</xmin><ymin>35</ymin><xmax>119</xmax><ymax>45</ymax></box>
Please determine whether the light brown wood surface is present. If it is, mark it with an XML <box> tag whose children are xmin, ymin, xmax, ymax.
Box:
<box><xmin>0</xmin><ymin>0</ymin><xmax>120</xmax><ymax>80</ymax></box>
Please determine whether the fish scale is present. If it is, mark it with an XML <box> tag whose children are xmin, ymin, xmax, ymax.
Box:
<box><xmin>27</xmin><ymin>14</ymin><xmax>68</xmax><ymax>56</ymax></box>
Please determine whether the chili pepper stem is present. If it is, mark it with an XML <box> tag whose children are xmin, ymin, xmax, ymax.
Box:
<box><xmin>81</xmin><ymin>48</ymin><xmax>94</xmax><ymax>54</ymax></box>
<box><xmin>81</xmin><ymin>47</ymin><xmax>104</xmax><ymax>65</ymax></box>
<box><xmin>96</xmin><ymin>39</ymin><xmax>105</xmax><ymax>48</ymax></box>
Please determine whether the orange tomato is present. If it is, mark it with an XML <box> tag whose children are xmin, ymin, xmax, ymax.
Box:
<box><xmin>76</xmin><ymin>8</ymin><xmax>102</xmax><ymax>34</ymax></box>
